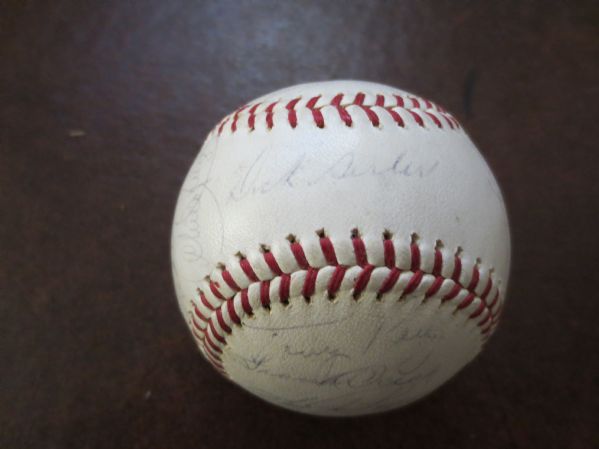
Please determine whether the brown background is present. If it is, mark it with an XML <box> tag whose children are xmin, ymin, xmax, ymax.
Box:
<box><xmin>1</xmin><ymin>1</ymin><xmax>598</xmax><ymax>448</ymax></box>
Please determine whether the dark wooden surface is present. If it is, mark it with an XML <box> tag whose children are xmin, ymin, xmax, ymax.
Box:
<box><xmin>2</xmin><ymin>1</ymin><xmax>598</xmax><ymax>448</ymax></box>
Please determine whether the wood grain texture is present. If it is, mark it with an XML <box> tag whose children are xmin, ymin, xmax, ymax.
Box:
<box><xmin>1</xmin><ymin>1</ymin><xmax>598</xmax><ymax>448</ymax></box>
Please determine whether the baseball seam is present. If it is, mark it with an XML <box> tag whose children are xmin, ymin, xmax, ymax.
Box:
<box><xmin>214</xmin><ymin>92</ymin><xmax>461</xmax><ymax>136</ymax></box>
<box><xmin>187</xmin><ymin>231</ymin><xmax>504</xmax><ymax>374</ymax></box>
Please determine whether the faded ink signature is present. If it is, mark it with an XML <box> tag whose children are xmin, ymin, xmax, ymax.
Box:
<box><xmin>229</xmin><ymin>147</ymin><xmax>439</xmax><ymax>201</ymax></box>
<box><xmin>172</xmin><ymin>147</ymin><xmax>225</xmax><ymax>266</ymax></box>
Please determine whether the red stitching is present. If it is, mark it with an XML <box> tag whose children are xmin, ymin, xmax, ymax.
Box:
<box><xmin>286</xmin><ymin>98</ymin><xmax>301</xmax><ymax>128</ymax></box>
<box><xmin>433</xmin><ymin>249</ymin><xmax>443</xmax><ymax>276</ymax></box>
<box><xmin>452</xmin><ymin>256</ymin><xmax>462</xmax><ymax>283</ymax></box>
<box><xmin>425</xmin><ymin>111</ymin><xmax>442</xmax><ymax>128</ymax></box>
<box><xmin>467</xmin><ymin>266</ymin><xmax>480</xmax><ymax>292</ymax></box>
<box><xmin>378</xmin><ymin>267</ymin><xmax>401</xmax><ymax>296</ymax></box>
<box><xmin>247</xmin><ymin>103</ymin><xmax>261</xmax><ymax>130</ymax></box>
<box><xmin>205</xmin><ymin>336</ymin><xmax>223</xmax><ymax>357</ymax></box>
<box><xmin>383</xmin><ymin>108</ymin><xmax>405</xmax><ymax>127</ymax></box>
<box><xmin>352</xmin><ymin>236</ymin><xmax>368</xmax><ymax>267</ymax></box>
<box><xmin>215</xmin><ymin>308</ymin><xmax>231</xmax><ymax>334</ymax></box>
<box><xmin>279</xmin><ymin>273</ymin><xmax>291</xmax><ymax>303</ymax></box>
<box><xmin>443</xmin><ymin>283</ymin><xmax>462</xmax><ymax>301</ymax></box>
<box><xmin>328</xmin><ymin>265</ymin><xmax>347</xmax><ymax>298</ymax></box>
<box><xmin>203</xmin><ymin>348</ymin><xmax>223</xmax><ymax>368</ymax></box>
<box><xmin>402</xmin><ymin>270</ymin><xmax>424</xmax><ymax>298</ymax></box>
<box><xmin>230</xmin><ymin>105</ymin><xmax>248</xmax><ymax>132</ymax></box>
<box><xmin>383</xmin><ymin>239</ymin><xmax>395</xmax><ymax>268</ymax></box>
<box><xmin>221</xmin><ymin>270</ymin><xmax>240</xmax><ymax>291</ymax></box>
<box><xmin>306</xmin><ymin>96</ymin><xmax>325</xmax><ymax>128</ymax></box>
<box><xmin>407</xmin><ymin>110</ymin><xmax>424</xmax><ymax>127</ymax></box>
<box><xmin>478</xmin><ymin>310</ymin><xmax>493</xmax><ymax>327</ymax></box>
<box><xmin>303</xmin><ymin>268</ymin><xmax>319</xmax><ymax>298</ymax></box>
<box><xmin>480</xmin><ymin>277</ymin><xmax>493</xmax><ymax>301</ymax></box>
<box><xmin>354</xmin><ymin>93</ymin><xmax>380</xmax><ymax>126</ymax></box>
<box><xmin>239</xmin><ymin>258</ymin><xmax>259</xmax><ymax>282</ymax></box>
<box><xmin>488</xmin><ymin>291</ymin><xmax>500</xmax><ymax>310</ymax></box>
<box><xmin>353</xmin><ymin>264</ymin><xmax>375</xmax><ymax>298</ymax></box>
<box><xmin>410</xmin><ymin>243</ymin><xmax>421</xmax><ymax>271</ymax></box>
<box><xmin>193</xmin><ymin>303</ymin><xmax>209</xmax><ymax>322</ymax></box>
<box><xmin>209</xmin><ymin>282</ymin><xmax>225</xmax><ymax>301</ymax></box>
<box><xmin>226</xmin><ymin>298</ymin><xmax>241</xmax><ymax>325</ymax></box>
<box><xmin>320</xmin><ymin>236</ymin><xmax>339</xmax><ymax>265</ymax></box>
<box><xmin>265</xmin><ymin>101</ymin><xmax>278</xmax><ymax>129</ymax></box>
<box><xmin>191</xmin><ymin>315</ymin><xmax>203</xmax><ymax>331</ymax></box>
<box><xmin>217</xmin><ymin>117</ymin><xmax>230</xmax><ymax>135</ymax></box>
<box><xmin>425</xmin><ymin>276</ymin><xmax>443</xmax><ymax>298</ymax></box>
<box><xmin>240</xmin><ymin>289</ymin><xmax>252</xmax><ymax>315</ymax></box>
<box><xmin>290</xmin><ymin>242</ymin><xmax>310</xmax><ymax>269</ymax></box>
<box><xmin>264</xmin><ymin>251</ymin><xmax>283</xmax><ymax>276</ymax></box>
<box><xmin>331</xmin><ymin>94</ymin><xmax>353</xmax><ymax>126</ymax></box>
<box><xmin>199</xmin><ymin>291</ymin><xmax>215</xmax><ymax>311</ymax></box>
<box><xmin>204</xmin><ymin>351</ymin><xmax>224</xmax><ymax>371</ymax></box>
<box><xmin>260</xmin><ymin>281</ymin><xmax>270</xmax><ymax>307</ymax></box>
<box><xmin>469</xmin><ymin>300</ymin><xmax>486</xmax><ymax>318</ymax></box>
<box><xmin>214</xmin><ymin>92</ymin><xmax>460</xmax><ymax>134</ymax></box>
<box><xmin>457</xmin><ymin>293</ymin><xmax>476</xmax><ymax>310</ymax></box>
<box><xmin>442</xmin><ymin>114</ymin><xmax>455</xmax><ymax>129</ymax></box>
<box><xmin>207</xmin><ymin>321</ymin><xmax>225</xmax><ymax>345</ymax></box>
<box><xmin>193</xmin><ymin>234</ymin><xmax>503</xmax><ymax>374</ymax></box>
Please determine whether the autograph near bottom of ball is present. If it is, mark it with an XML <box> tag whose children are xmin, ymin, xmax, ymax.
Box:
<box><xmin>171</xmin><ymin>80</ymin><xmax>510</xmax><ymax>416</ymax></box>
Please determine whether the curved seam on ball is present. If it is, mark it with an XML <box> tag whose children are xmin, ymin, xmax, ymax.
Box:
<box><xmin>189</xmin><ymin>232</ymin><xmax>504</xmax><ymax>374</ymax></box>
<box><xmin>215</xmin><ymin>91</ymin><xmax>461</xmax><ymax>135</ymax></box>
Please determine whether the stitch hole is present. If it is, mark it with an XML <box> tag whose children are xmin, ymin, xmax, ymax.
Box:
<box><xmin>411</xmin><ymin>232</ymin><xmax>420</xmax><ymax>243</ymax></box>
<box><xmin>303</xmin><ymin>295</ymin><xmax>312</xmax><ymax>303</ymax></box>
<box><xmin>260</xmin><ymin>244</ymin><xmax>271</xmax><ymax>253</ymax></box>
<box><xmin>351</xmin><ymin>227</ymin><xmax>361</xmax><ymax>239</ymax></box>
<box><xmin>382</xmin><ymin>229</ymin><xmax>393</xmax><ymax>240</ymax></box>
<box><xmin>434</xmin><ymin>239</ymin><xmax>444</xmax><ymax>249</ymax></box>
<box><xmin>455</xmin><ymin>246</ymin><xmax>463</xmax><ymax>256</ymax></box>
<box><xmin>286</xmin><ymin>233</ymin><xmax>297</xmax><ymax>243</ymax></box>
<box><xmin>216</xmin><ymin>262</ymin><xmax>226</xmax><ymax>271</ymax></box>
<box><xmin>315</xmin><ymin>228</ymin><xmax>326</xmax><ymax>238</ymax></box>
<box><xmin>235</xmin><ymin>251</ymin><xmax>246</xmax><ymax>260</ymax></box>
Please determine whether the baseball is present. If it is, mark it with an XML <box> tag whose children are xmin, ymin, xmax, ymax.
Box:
<box><xmin>171</xmin><ymin>80</ymin><xmax>510</xmax><ymax>416</ymax></box>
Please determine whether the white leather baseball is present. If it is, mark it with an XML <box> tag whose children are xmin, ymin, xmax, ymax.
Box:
<box><xmin>171</xmin><ymin>80</ymin><xmax>510</xmax><ymax>416</ymax></box>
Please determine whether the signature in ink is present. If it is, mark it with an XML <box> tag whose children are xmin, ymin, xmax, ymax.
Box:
<box><xmin>229</xmin><ymin>352</ymin><xmax>271</xmax><ymax>371</ymax></box>
<box><xmin>361</xmin><ymin>313</ymin><xmax>442</xmax><ymax>355</ymax></box>
<box><xmin>250</xmin><ymin>349</ymin><xmax>435</xmax><ymax>390</ymax></box>
<box><xmin>229</xmin><ymin>147</ymin><xmax>439</xmax><ymax>201</ymax></box>
<box><xmin>172</xmin><ymin>147</ymin><xmax>225</xmax><ymax>265</ymax></box>
<box><xmin>282</xmin><ymin>344</ymin><xmax>350</xmax><ymax>365</ymax></box>
<box><xmin>386</xmin><ymin>324</ymin><xmax>442</xmax><ymax>344</ymax></box>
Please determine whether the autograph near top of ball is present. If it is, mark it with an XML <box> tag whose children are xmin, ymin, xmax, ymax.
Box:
<box><xmin>171</xmin><ymin>80</ymin><xmax>510</xmax><ymax>416</ymax></box>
